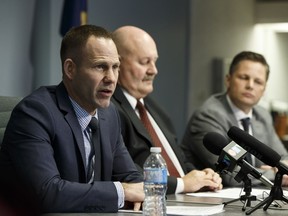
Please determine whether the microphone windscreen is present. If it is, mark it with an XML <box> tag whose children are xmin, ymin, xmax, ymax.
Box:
<box><xmin>227</xmin><ymin>126</ymin><xmax>281</xmax><ymax>167</ymax></box>
<box><xmin>203</xmin><ymin>132</ymin><xmax>228</xmax><ymax>156</ymax></box>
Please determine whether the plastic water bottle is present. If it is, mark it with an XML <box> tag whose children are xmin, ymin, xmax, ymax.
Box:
<box><xmin>143</xmin><ymin>147</ymin><xmax>167</xmax><ymax>216</ymax></box>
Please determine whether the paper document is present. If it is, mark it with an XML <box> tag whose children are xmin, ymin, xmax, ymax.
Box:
<box><xmin>187</xmin><ymin>187</ymin><xmax>288</xmax><ymax>199</ymax></box>
<box><xmin>167</xmin><ymin>204</ymin><xmax>224</xmax><ymax>215</ymax></box>
<box><xmin>119</xmin><ymin>204</ymin><xmax>224</xmax><ymax>215</ymax></box>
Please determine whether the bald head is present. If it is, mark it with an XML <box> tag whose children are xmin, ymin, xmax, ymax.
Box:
<box><xmin>113</xmin><ymin>26</ymin><xmax>157</xmax><ymax>58</ymax></box>
<box><xmin>112</xmin><ymin>26</ymin><xmax>158</xmax><ymax>99</ymax></box>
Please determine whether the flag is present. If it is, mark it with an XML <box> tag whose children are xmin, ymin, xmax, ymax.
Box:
<box><xmin>60</xmin><ymin>0</ymin><xmax>88</xmax><ymax>37</ymax></box>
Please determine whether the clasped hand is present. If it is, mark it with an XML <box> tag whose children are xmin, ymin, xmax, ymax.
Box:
<box><xmin>182</xmin><ymin>168</ymin><xmax>223</xmax><ymax>193</ymax></box>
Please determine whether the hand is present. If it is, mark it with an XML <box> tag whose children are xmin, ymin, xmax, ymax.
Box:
<box><xmin>121</xmin><ymin>182</ymin><xmax>144</xmax><ymax>211</ymax></box>
<box><xmin>202</xmin><ymin>168</ymin><xmax>223</xmax><ymax>191</ymax></box>
<box><xmin>260</xmin><ymin>165</ymin><xmax>277</xmax><ymax>173</ymax></box>
<box><xmin>281</xmin><ymin>160</ymin><xmax>288</xmax><ymax>186</ymax></box>
<box><xmin>282</xmin><ymin>175</ymin><xmax>288</xmax><ymax>186</ymax></box>
<box><xmin>122</xmin><ymin>201</ymin><xmax>142</xmax><ymax>211</ymax></box>
<box><xmin>182</xmin><ymin>168</ymin><xmax>222</xmax><ymax>193</ymax></box>
<box><xmin>132</xmin><ymin>202</ymin><xmax>142</xmax><ymax>211</ymax></box>
<box><xmin>260</xmin><ymin>161</ymin><xmax>288</xmax><ymax>186</ymax></box>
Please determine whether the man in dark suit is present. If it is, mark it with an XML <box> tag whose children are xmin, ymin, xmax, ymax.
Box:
<box><xmin>111</xmin><ymin>26</ymin><xmax>222</xmax><ymax>194</ymax></box>
<box><xmin>0</xmin><ymin>25</ymin><xmax>143</xmax><ymax>215</ymax></box>
<box><xmin>180</xmin><ymin>51</ymin><xmax>288</xmax><ymax>186</ymax></box>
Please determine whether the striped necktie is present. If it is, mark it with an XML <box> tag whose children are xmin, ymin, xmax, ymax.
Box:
<box><xmin>88</xmin><ymin>117</ymin><xmax>102</xmax><ymax>182</ymax></box>
<box><xmin>136</xmin><ymin>100</ymin><xmax>180</xmax><ymax>177</ymax></box>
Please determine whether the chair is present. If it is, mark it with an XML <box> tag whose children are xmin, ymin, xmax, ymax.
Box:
<box><xmin>0</xmin><ymin>96</ymin><xmax>22</xmax><ymax>146</ymax></box>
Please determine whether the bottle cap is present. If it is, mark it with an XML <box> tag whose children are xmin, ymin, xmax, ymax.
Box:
<box><xmin>150</xmin><ymin>147</ymin><xmax>161</xmax><ymax>153</ymax></box>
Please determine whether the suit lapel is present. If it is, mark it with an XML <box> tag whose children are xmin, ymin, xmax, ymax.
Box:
<box><xmin>222</xmin><ymin>94</ymin><xmax>239</xmax><ymax>126</ymax></box>
<box><xmin>144</xmin><ymin>99</ymin><xmax>187</xmax><ymax>169</ymax></box>
<box><xmin>250</xmin><ymin>112</ymin><xmax>263</xmax><ymax>141</ymax></box>
<box><xmin>113</xmin><ymin>86</ymin><xmax>188</xmax><ymax>173</ymax></box>
<box><xmin>55</xmin><ymin>83</ymin><xmax>87</xmax><ymax>170</ymax></box>
<box><xmin>113</xmin><ymin>86</ymin><xmax>153</xmax><ymax>144</ymax></box>
<box><xmin>145</xmin><ymin>100</ymin><xmax>176</xmax><ymax>147</ymax></box>
<box><xmin>97</xmin><ymin>108</ymin><xmax>112</xmax><ymax>180</ymax></box>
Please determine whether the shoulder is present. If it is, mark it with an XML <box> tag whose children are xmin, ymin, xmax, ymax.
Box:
<box><xmin>203</xmin><ymin>93</ymin><xmax>226</xmax><ymax>106</ymax></box>
<box><xmin>16</xmin><ymin>85</ymin><xmax>58</xmax><ymax>111</ymax></box>
<box><xmin>194</xmin><ymin>93</ymin><xmax>228</xmax><ymax>116</ymax></box>
<box><xmin>145</xmin><ymin>96</ymin><xmax>176</xmax><ymax>136</ymax></box>
<box><xmin>12</xmin><ymin>84</ymin><xmax>73</xmax><ymax>130</ymax></box>
<box><xmin>189</xmin><ymin>93</ymin><xmax>236</xmax><ymax>133</ymax></box>
<box><xmin>144</xmin><ymin>96</ymin><xmax>168</xmax><ymax>117</ymax></box>
<box><xmin>145</xmin><ymin>96</ymin><xmax>173</xmax><ymax>124</ymax></box>
<box><xmin>253</xmin><ymin>105</ymin><xmax>273</xmax><ymax>123</ymax></box>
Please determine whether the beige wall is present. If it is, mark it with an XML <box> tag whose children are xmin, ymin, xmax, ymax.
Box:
<box><xmin>187</xmin><ymin>0</ymin><xmax>288</xmax><ymax>118</ymax></box>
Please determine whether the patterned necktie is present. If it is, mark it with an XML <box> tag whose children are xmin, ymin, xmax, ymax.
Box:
<box><xmin>240</xmin><ymin>117</ymin><xmax>253</xmax><ymax>165</ymax></box>
<box><xmin>136</xmin><ymin>100</ymin><xmax>180</xmax><ymax>177</ymax></box>
<box><xmin>88</xmin><ymin>117</ymin><xmax>101</xmax><ymax>181</ymax></box>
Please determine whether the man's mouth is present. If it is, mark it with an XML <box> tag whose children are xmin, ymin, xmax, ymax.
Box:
<box><xmin>98</xmin><ymin>88</ymin><xmax>114</xmax><ymax>97</ymax></box>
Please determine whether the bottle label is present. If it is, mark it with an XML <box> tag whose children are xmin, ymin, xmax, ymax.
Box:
<box><xmin>144</xmin><ymin>168</ymin><xmax>167</xmax><ymax>184</ymax></box>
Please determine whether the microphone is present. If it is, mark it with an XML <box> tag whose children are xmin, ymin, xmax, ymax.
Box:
<box><xmin>227</xmin><ymin>127</ymin><xmax>288</xmax><ymax>214</ymax></box>
<box><xmin>204</xmin><ymin>132</ymin><xmax>246</xmax><ymax>173</ymax></box>
<box><xmin>227</xmin><ymin>126</ymin><xmax>281</xmax><ymax>167</ymax></box>
<box><xmin>203</xmin><ymin>132</ymin><xmax>225</xmax><ymax>156</ymax></box>
<box><xmin>227</xmin><ymin>126</ymin><xmax>288</xmax><ymax>176</ymax></box>
<box><xmin>203</xmin><ymin>132</ymin><xmax>273</xmax><ymax>187</ymax></box>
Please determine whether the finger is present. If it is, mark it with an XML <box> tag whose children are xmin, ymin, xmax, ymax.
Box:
<box><xmin>203</xmin><ymin>168</ymin><xmax>214</xmax><ymax>175</ymax></box>
<box><xmin>202</xmin><ymin>172</ymin><xmax>215</xmax><ymax>181</ymax></box>
<box><xmin>218</xmin><ymin>183</ymin><xmax>223</xmax><ymax>190</ymax></box>
<box><xmin>133</xmin><ymin>202</ymin><xmax>142</xmax><ymax>211</ymax></box>
<box><xmin>212</xmin><ymin>173</ymin><xmax>221</xmax><ymax>182</ymax></box>
<box><xmin>260</xmin><ymin>165</ymin><xmax>272</xmax><ymax>170</ymax></box>
<box><xmin>203</xmin><ymin>179</ymin><xmax>219</xmax><ymax>188</ymax></box>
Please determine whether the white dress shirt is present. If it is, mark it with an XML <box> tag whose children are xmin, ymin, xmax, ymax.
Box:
<box><xmin>123</xmin><ymin>89</ymin><xmax>185</xmax><ymax>193</ymax></box>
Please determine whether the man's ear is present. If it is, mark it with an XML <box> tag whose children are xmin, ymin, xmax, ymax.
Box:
<box><xmin>63</xmin><ymin>59</ymin><xmax>76</xmax><ymax>80</ymax></box>
<box><xmin>225</xmin><ymin>74</ymin><xmax>231</xmax><ymax>89</ymax></box>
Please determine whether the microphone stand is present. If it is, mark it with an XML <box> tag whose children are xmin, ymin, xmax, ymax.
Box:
<box><xmin>223</xmin><ymin>163</ymin><xmax>257</xmax><ymax>211</ymax></box>
<box><xmin>246</xmin><ymin>164</ymin><xmax>288</xmax><ymax>215</ymax></box>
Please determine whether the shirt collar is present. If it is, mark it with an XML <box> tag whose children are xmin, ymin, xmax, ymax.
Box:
<box><xmin>226</xmin><ymin>94</ymin><xmax>252</xmax><ymax>121</ymax></box>
<box><xmin>69</xmin><ymin>97</ymin><xmax>98</xmax><ymax>131</ymax></box>
<box><xmin>122</xmin><ymin>88</ymin><xmax>144</xmax><ymax>110</ymax></box>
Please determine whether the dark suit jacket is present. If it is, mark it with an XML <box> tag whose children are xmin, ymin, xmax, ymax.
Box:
<box><xmin>112</xmin><ymin>85</ymin><xmax>195</xmax><ymax>194</ymax></box>
<box><xmin>180</xmin><ymin>93</ymin><xmax>288</xmax><ymax>186</ymax></box>
<box><xmin>0</xmin><ymin>82</ymin><xmax>142</xmax><ymax>213</ymax></box>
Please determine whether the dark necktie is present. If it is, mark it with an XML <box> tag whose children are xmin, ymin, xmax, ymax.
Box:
<box><xmin>88</xmin><ymin>117</ymin><xmax>101</xmax><ymax>181</ymax></box>
<box><xmin>136</xmin><ymin>100</ymin><xmax>180</xmax><ymax>177</ymax></box>
<box><xmin>241</xmin><ymin>117</ymin><xmax>250</xmax><ymax>133</ymax></box>
<box><xmin>240</xmin><ymin>117</ymin><xmax>253</xmax><ymax>165</ymax></box>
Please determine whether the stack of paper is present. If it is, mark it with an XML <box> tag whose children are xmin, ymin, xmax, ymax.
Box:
<box><xmin>167</xmin><ymin>204</ymin><xmax>224</xmax><ymax>215</ymax></box>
